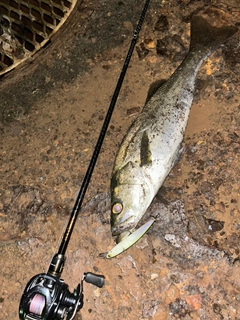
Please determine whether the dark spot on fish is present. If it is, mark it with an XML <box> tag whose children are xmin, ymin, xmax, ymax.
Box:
<box><xmin>187</xmin><ymin>87</ymin><xmax>193</xmax><ymax>94</ymax></box>
<box><xmin>175</xmin><ymin>103</ymin><xmax>184</xmax><ymax>110</ymax></box>
<box><xmin>140</xmin><ymin>131</ymin><xmax>152</xmax><ymax>167</ymax></box>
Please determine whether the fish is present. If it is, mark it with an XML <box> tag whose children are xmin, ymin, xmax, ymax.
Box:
<box><xmin>110</xmin><ymin>14</ymin><xmax>238</xmax><ymax>246</ymax></box>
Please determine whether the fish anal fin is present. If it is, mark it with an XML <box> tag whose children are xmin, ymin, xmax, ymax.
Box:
<box><xmin>140</xmin><ymin>131</ymin><xmax>152</xmax><ymax>167</ymax></box>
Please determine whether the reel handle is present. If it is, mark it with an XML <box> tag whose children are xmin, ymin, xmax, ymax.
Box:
<box><xmin>83</xmin><ymin>272</ymin><xmax>105</xmax><ymax>288</ymax></box>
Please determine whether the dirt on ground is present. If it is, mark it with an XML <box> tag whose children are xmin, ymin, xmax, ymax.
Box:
<box><xmin>0</xmin><ymin>0</ymin><xmax>240</xmax><ymax>319</ymax></box>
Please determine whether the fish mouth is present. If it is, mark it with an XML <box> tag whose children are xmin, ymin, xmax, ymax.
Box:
<box><xmin>111</xmin><ymin>213</ymin><xmax>136</xmax><ymax>236</ymax></box>
<box><xmin>111</xmin><ymin>222</ymin><xmax>135</xmax><ymax>237</ymax></box>
<box><xmin>112</xmin><ymin>220</ymin><xmax>136</xmax><ymax>244</ymax></box>
<box><xmin>111</xmin><ymin>221</ymin><xmax>135</xmax><ymax>237</ymax></box>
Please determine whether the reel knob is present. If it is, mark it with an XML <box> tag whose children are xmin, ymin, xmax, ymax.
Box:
<box><xmin>83</xmin><ymin>272</ymin><xmax>105</xmax><ymax>288</ymax></box>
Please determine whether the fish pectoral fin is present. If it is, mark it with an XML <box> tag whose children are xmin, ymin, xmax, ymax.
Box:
<box><xmin>140</xmin><ymin>131</ymin><xmax>152</xmax><ymax>167</ymax></box>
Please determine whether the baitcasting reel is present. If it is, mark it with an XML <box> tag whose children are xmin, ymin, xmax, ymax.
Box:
<box><xmin>19</xmin><ymin>254</ymin><xmax>104</xmax><ymax>320</ymax></box>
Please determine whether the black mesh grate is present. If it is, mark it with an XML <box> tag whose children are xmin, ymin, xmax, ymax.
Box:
<box><xmin>0</xmin><ymin>0</ymin><xmax>77</xmax><ymax>75</ymax></box>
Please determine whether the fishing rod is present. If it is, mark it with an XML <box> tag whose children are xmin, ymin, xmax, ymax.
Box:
<box><xmin>19</xmin><ymin>1</ymin><xmax>150</xmax><ymax>319</ymax></box>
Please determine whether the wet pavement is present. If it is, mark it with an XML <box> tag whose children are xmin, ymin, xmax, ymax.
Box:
<box><xmin>0</xmin><ymin>0</ymin><xmax>240</xmax><ymax>319</ymax></box>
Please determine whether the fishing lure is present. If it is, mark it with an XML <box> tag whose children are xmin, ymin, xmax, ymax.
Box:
<box><xmin>107</xmin><ymin>219</ymin><xmax>155</xmax><ymax>258</ymax></box>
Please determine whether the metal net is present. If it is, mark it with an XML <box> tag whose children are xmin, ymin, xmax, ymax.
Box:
<box><xmin>0</xmin><ymin>0</ymin><xmax>77</xmax><ymax>75</ymax></box>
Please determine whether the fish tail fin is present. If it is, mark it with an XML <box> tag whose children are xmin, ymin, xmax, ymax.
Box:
<box><xmin>190</xmin><ymin>15</ymin><xmax>238</xmax><ymax>54</ymax></box>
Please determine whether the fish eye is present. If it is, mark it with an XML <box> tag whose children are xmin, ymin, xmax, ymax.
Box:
<box><xmin>112</xmin><ymin>202</ymin><xmax>123</xmax><ymax>215</ymax></box>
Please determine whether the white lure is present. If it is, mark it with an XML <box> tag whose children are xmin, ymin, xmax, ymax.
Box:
<box><xmin>106</xmin><ymin>219</ymin><xmax>155</xmax><ymax>258</ymax></box>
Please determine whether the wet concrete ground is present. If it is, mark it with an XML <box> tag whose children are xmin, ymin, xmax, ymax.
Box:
<box><xmin>0</xmin><ymin>0</ymin><xmax>240</xmax><ymax>319</ymax></box>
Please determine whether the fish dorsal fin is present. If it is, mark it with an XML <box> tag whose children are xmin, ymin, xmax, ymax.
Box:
<box><xmin>145</xmin><ymin>79</ymin><xmax>166</xmax><ymax>104</ymax></box>
<box><xmin>140</xmin><ymin>131</ymin><xmax>152</xmax><ymax>167</ymax></box>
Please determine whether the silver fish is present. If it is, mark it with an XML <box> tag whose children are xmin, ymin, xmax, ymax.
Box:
<box><xmin>110</xmin><ymin>15</ymin><xmax>238</xmax><ymax>244</ymax></box>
